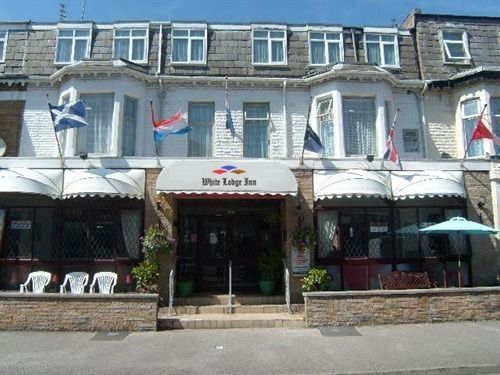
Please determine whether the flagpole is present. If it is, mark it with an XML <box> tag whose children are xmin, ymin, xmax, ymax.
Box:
<box><xmin>150</xmin><ymin>101</ymin><xmax>161</xmax><ymax>166</ymax></box>
<box><xmin>46</xmin><ymin>94</ymin><xmax>65</xmax><ymax>169</ymax></box>
<box><xmin>462</xmin><ymin>104</ymin><xmax>488</xmax><ymax>161</ymax></box>
<box><xmin>382</xmin><ymin>108</ymin><xmax>400</xmax><ymax>170</ymax></box>
<box><xmin>300</xmin><ymin>97</ymin><xmax>313</xmax><ymax>167</ymax></box>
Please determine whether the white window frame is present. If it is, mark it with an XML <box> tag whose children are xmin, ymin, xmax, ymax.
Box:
<box><xmin>243</xmin><ymin>102</ymin><xmax>270</xmax><ymax>158</ymax></box>
<box><xmin>113</xmin><ymin>27</ymin><xmax>149</xmax><ymax>63</ymax></box>
<box><xmin>252</xmin><ymin>27</ymin><xmax>287</xmax><ymax>66</ymax></box>
<box><xmin>171</xmin><ymin>26</ymin><xmax>207</xmax><ymax>65</ymax></box>
<box><xmin>440</xmin><ymin>29</ymin><xmax>471</xmax><ymax>63</ymax></box>
<box><xmin>308</xmin><ymin>29</ymin><xmax>343</xmax><ymax>66</ymax></box>
<box><xmin>364</xmin><ymin>33</ymin><xmax>399</xmax><ymax>68</ymax></box>
<box><xmin>54</xmin><ymin>27</ymin><xmax>91</xmax><ymax>64</ymax></box>
<box><xmin>316</xmin><ymin>97</ymin><xmax>334</xmax><ymax>157</ymax></box>
<box><xmin>461</xmin><ymin>98</ymin><xmax>483</xmax><ymax>158</ymax></box>
<box><xmin>0</xmin><ymin>30</ymin><xmax>7</xmax><ymax>62</ymax></box>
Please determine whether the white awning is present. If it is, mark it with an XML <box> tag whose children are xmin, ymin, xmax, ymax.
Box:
<box><xmin>0</xmin><ymin>168</ymin><xmax>63</xmax><ymax>199</ymax></box>
<box><xmin>314</xmin><ymin>170</ymin><xmax>391</xmax><ymax>200</ymax></box>
<box><xmin>156</xmin><ymin>160</ymin><xmax>297</xmax><ymax>196</ymax></box>
<box><xmin>391</xmin><ymin>171</ymin><xmax>465</xmax><ymax>200</ymax></box>
<box><xmin>62</xmin><ymin>168</ymin><xmax>145</xmax><ymax>199</ymax></box>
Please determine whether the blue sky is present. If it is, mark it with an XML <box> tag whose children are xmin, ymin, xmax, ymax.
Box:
<box><xmin>3</xmin><ymin>0</ymin><xmax>500</xmax><ymax>26</ymax></box>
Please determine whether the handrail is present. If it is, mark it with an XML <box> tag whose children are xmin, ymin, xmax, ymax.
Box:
<box><xmin>228</xmin><ymin>260</ymin><xmax>232</xmax><ymax>314</ymax></box>
<box><xmin>168</xmin><ymin>268</ymin><xmax>174</xmax><ymax>317</ymax></box>
<box><xmin>283</xmin><ymin>258</ymin><xmax>292</xmax><ymax>314</ymax></box>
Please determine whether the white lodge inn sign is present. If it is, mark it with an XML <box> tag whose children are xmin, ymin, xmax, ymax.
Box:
<box><xmin>156</xmin><ymin>160</ymin><xmax>298</xmax><ymax>196</ymax></box>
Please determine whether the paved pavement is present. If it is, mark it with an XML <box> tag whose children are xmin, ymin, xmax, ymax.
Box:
<box><xmin>1</xmin><ymin>321</ymin><xmax>499</xmax><ymax>375</ymax></box>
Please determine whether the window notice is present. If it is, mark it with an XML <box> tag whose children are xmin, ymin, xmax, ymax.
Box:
<box><xmin>11</xmin><ymin>220</ymin><xmax>32</xmax><ymax>230</ymax></box>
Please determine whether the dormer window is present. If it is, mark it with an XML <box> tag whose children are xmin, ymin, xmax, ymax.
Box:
<box><xmin>172</xmin><ymin>28</ymin><xmax>207</xmax><ymax>64</ymax></box>
<box><xmin>113</xmin><ymin>28</ymin><xmax>148</xmax><ymax>63</ymax></box>
<box><xmin>0</xmin><ymin>31</ymin><xmax>7</xmax><ymax>62</ymax></box>
<box><xmin>441</xmin><ymin>29</ymin><xmax>470</xmax><ymax>63</ymax></box>
<box><xmin>309</xmin><ymin>31</ymin><xmax>343</xmax><ymax>65</ymax></box>
<box><xmin>364</xmin><ymin>33</ymin><xmax>399</xmax><ymax>68</ymax></box>
<box><xmin>55</xmin><ymin>28</ymin><xmax>91</xmax><ymax>64</ymax></box>
<box><xmin>252</xmin><ymin>29</ymin><xmax>287</xmax><ymax>65</ymax></box>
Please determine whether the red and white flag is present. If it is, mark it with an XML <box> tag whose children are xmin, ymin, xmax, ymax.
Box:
<box><xmin>471</xmin><ymin>117</ymin><xmax>500</xmax><ymax>145</ymax></box>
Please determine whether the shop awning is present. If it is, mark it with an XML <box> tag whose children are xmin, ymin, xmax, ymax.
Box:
<box><xmin>391</xmin><ymin>171</ymin><xmax>465</xmax><ymax>200</ymax></box>
<box><xmin>0</xmin><ymin>168</ymin><xmax>63</xmax><ymax>199</ymax></box>
<box><xmin>62</xmin><ymin>168</ymin><xmax>145</xmax><ymax>199</ymax></box>
<box><xmin>156</xmin><ymin>160</ymin><xmax>297</xmax><ymax>196</ymax></box>
<box><xmin>314</xmin><ymin>170</ymin><xmax>391</xmax><ymax>200</ymax></box>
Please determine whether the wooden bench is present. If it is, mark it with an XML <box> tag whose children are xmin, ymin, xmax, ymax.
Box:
<box><xmin>378</xmin><ymin>271</ymin><xmax>431</xmax><ymax>290</ymax></box>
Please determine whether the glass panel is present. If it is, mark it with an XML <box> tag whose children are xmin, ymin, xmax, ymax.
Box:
<box><xmin>443</xmin><ymin>31</ymin><xmax>463</xmax><ymax>41</ymax></box>
<box><xmin>190</xmin><ymin>39</ymin><xmax>203</xmax><ymax>61</ymax></box>
<box><xmin>0</xmin><ymin>41</ymin><xmax>4</xmax><ymax>58</ymax></box>
<box><xmin>270</xmin><ymin>31</ymin><xmax>284</xmax><ymax>38</ymax></box>
<box><xmin>74</xmin><ymin>39</ymin><xmax>87</xmax><ymax>61</ymax></box>
<box><xmin>114</xmin><ymin>38</ymin><xmax>129</xmax><ymax>59</ymax></box>
<box><xmin>131</xmin><ymin>29</ymin><xmax>146</xmax><ymax>37</ymax></box>
<box><xmin>117</xmin><ymin>209</ymin><xmax>140</xmax><ymax>258</ymax></box>
<box><xmin>367</xmin><ymin>209</ymin><xmax>391</xmax><ymax>259</ymax></box>
<box><xmin>0</xmin><ymin>209</ymin><xmax>5</xmax><ymax>256</ymax></box>
<box><xmin>383</xmin><ymin>44</ymin><xmax>395</xmax><ymax>65</ymax></box>
<box><xmin>245</xmin><ymin>103</ymin><xmax>268</xmax><ymax>119</ymax></box>
<box><xmin>318</xmin><ymin>210</ymin><xmax>340</xmax><ymax>259</ymax></box>
<box><xmin>492</xmin><ymin>98</ymin><xmax>500</xmax><ymax>155</ymax></box>
<box><xmin>447</xmin><ymin>43</ymin><xmax>467</xmax><ymax>58</ymax></box>
<box><xmin>310</xmin><ymin>32</ymin><xmax>324</xmax><ymax>40</ymax></box>
<box><xmin>254</xmin><ymin>39</ymin><xmax>268</xmax><ymax>63</ymax></box>
<box><xmin>366</xmin><ymin>42</ymin><xmax>381</xmax><ymax>65</ymax></box>
<box><xmin>381</xmin><ymin>35</ymin><xmax>394</xmax><ymax>42</ymax></box>
<box><xmin>445</xmin><ymin>208</ymin><xmax>465</xmax><ymax>256</ymax></box>
<box><xmin>403</xmin><ymin>129</ymin><xmax>419</xmax><ymax>153</ymax></box>
<box><xmin>131</xmin><ymin>39</ymin><xmax>145</xmax><ymax>60</ymax></box>
<box><xmin>75</xmin><ymin>30</ymin><xmax>89</xmax><ymax>37</ymax></box>
<box><xmin>318</xmin><ymin>98</ymin><xmax>334</xmax><ymax>157</ymax></box>
<box><xmin>190</xmin><ymin>30</ymin><xmax>204</xmax><ymax>37</ymax></box>
<box><xmin>122</xmin><ymin>96</ymin><xmax>137</xmax><ymax>156</ymax></box>
<box><xmin>244</xmin><ymin>103</ymin><xmax>268</xmax><ymax>158</ymax></box>
<box><xmin>394</xmin><ymin>208</ymin><xmax>419</xmax><ymax>259</ymax></box>
<box><xmin>5</xmin><ymin>208</ymin><xmax>33</xmax><ymax>258</ymax></box>
<box><xmin>326</xmin><ymin>33</ymin><xmax>339</xmax><ymax>40</ymax></box>
<box><xmin>253</xmin><ymin>30</ymin><xmax>268</xmax><ymax>38</ymax></box>
<box><xmin>32</xmin><ymin>208</ymin><xmax>57</xmax><ymax>260</ymax></box>
<box><xmin>366</xmin><ymin>34</ymin><xmax>379</xmax><ymax>41</ymax></box>
<box><xmin>77</xmin><ymin>93</ymin><xmax>114</xmax><ymax>154</ymax></box>
<box><xmin>56</xmin><ymin>38</ymin><xmax>72</xmax><ymax>62</ymax></box>
<box><xmin>327</xmin><ymin>43</ymin><xmax>340</xmax><ymax>63</ymax></box>
<box><xmin>464</xmin><ymin>117</ymin><xmax>484</xmax><ymax>157</ymax></box>
<box><xmin>115</xmin><ymin>30</ymin><xmax>129</xmax><ymax>37</ymax></box>
<box><xmin>463</xmin><ymin>100</ymin><xmax>478</xmax><ymax>117</ymax></box>
<box><xmin>271</xmin><ymin>40</ymin><xmax>283</xmax><ymax>62</ymax></box>
<box><xmin>173</xmin><ymin>38</ymin><xmax>188</xmax><ymax>62</ymax></box>
<box><xmin>188</xmin><ymin>102</ymin><xmax>214</xmax><ymax>157</ymax></box>
<box><xmin>59</xmin><ymin>30</ymin><xmax>73</xmax><ymax>37</ymax></box>
<box><xmin>90</xmin><ymin>211</ymin><xmax>114</xmax><ymax>259</ymax></box>
<box><xmin>419</xmin><ymin>208</ymin><xmax>446</xmax><ymax>257</ymax></box>
<box><xmin>173</xmin><ymin>29</ymin><xmax>189</xmax><ymax>37</ymax></box>
<box><xmin>342</xmin><ymin>98</ymin><xmax>376</xmax><ymax>156</ymax></box>
<box><xmin>340</xmin><ymin>209</ymin><xmax>366</xmax><ymax>257</ymax></box>
<box><xmin>311</xmin><ymin>41</ymin><xmax>325</xmax><ymax>64</ymax></box>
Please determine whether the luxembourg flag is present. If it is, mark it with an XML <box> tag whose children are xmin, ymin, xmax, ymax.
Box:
<box><xmin>152</xmin><ymin>111</ymin><xmax>191</xmax><ymax>141</ymax></box>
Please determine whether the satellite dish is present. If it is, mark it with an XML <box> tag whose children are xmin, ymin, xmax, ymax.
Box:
<box><xmin>0</xmin><ymin>138</ymin><xmax>6</xmax><ymax>157</ymax></box>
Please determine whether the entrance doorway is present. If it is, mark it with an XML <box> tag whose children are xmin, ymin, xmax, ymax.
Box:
<box><xmin>177</xmin><ymin>199</ymin><xmax>282</xmax><ymax>293</ymax></box>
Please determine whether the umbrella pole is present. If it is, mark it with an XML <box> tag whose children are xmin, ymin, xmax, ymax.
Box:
<box><xmin>457</xmin><ymin>232</ymin><xmax>462</xmax><ymax>288</ymax></box>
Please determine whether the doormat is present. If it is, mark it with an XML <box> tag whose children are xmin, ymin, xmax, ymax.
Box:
<box><xmin>91</xmin><ymin>332</ymin><xmax>129</xmax><ymax>341</ymax></box>
<box><xmin>317</xmin><ymin>326</ymin><xmax>361</xmax><ymax>337</ymax></box>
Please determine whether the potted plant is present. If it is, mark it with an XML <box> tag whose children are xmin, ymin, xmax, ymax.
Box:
<box><xmin>177</xmin><ymin>264</ymin><xmax>195</xmax><ymax>298</ymax></box>
<box><xmin>291</xmin><ymin>225</ymin><xmax>317</xmax><ymax>252</ymax></box>
<box><xmin>132</xmin><ymin>225</ymin><xmax>176</xmax><ymax>293</ymax></box>
<box><xmin>257</xmin><ymin>248</ymin><xmax>283</xmax><ymax>295</ymax></box>
<box><xmin>301</xmin><ymin>267</ymin><xmax>331</xmax><ymax>292</ymax></box>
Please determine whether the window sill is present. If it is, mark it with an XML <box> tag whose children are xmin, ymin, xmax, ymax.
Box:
<box><xmin>252</xmin><ymin>63</ymin><xmax>288</xmax><ymax>68</ymax></box>
<box><xmin>443</xmin><ymin>60</ymin><xmax>471</xmax><ymax>66</ymax></box>
<box><xmin>170</xmin><ymin>61</ymin><xmax>207</xmax><ymax>67</ymax></box>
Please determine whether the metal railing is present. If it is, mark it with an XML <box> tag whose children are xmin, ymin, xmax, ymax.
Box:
<box><xmin>283</xmin><ymin>258</ymin><xmax>292</xmax><ymax>314</ymax></box>
<box><xmin>228</xmin><ymin>260</ymin><xmax>232</xmax><ymax>314</ymax></box>
<box><xmin>168</xmin><ymin>268</ymin><xmax>174</xmax><ymax>317</ymax></box>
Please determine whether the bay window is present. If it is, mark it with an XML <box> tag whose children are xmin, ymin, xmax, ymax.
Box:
<box><xmin>252</xmin><ymin>29</ymin><xmax>286</xmax><ymax>65</ymax></box>
<box><xmin>365</xmin><ymin>33</ymin><xmax>398</xmax><ymax>67</ymax></box>
<box><xmin>309</xmin><ymin>32</ymin><xmax>342</xmax><ymax>65</ymax></box>
<box><xmin>172</xmin><ymin>28</ymin><xmax>206</xmax><ymax>64</ymax></box>
<box><xmin>462</xmin><ymin>99</ymin><xmax>483</xmax><ymax>157</ymax></box>
<box><xmin>113</xmin><ymin>28</ymin><xmax>148</xmax><ymax>63</ymax></box>
<box><xmin>342</xmin><ymin>98</ymin><xmax>376</xmax><ymax>156</ymax></box>
<box><xmin>55</xmin><ymin>29</ymin><xmax>91</xmax><ymax>64</ymax></box>
<box><xmin>77</xmin><ymin>93</ymin><xmax>114</xmax><ymax>155</ymax></box>
<box><xmin>122</xmin><ymin>96</ymin><xmax>137</xmax><ymax>156</ymax></box>
<box><xmin>188</xmin><ymin>102</ymin><xmax>214</xmax><ymax>157</ymax></box>
<box><xmin>244</xmin><ymin>103</ymin><xmax>269</xmax><ymax>158</ymax></box>
<box><xmin>317</xmin><ymin>98</ymin><xmax>334</xmax><ymax>157</ymax></box>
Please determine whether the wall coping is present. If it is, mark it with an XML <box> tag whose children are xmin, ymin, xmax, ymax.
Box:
<box><xmin>303</xmin><ymin>286</ymin><xmax>500</xmax><ymax>298</ymax></box>
<box><xmin>0</xmin><ymin>292</ymin><xmax>159</xmax><ymax>302</ymax></box>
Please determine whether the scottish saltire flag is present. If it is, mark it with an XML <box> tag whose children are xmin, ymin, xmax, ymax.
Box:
<box><xmin>153</xmin><ymin>111</ymin><xmax>191</xmax><ymax>141</ymax></box>
<box><xmin>225</xmin><ymin>77</ymin><xmax>235</xmax><ymax>137</ymax></box>
<box><xmin>49</xmin><ymin>100</ymin><xmax>88</xmax><ymax>132</ymax></box>
<box><xmin>383</xmin><ymin>109</ymin><xmax>402</xmax><ymax>169</ymax></box>
<box><xmin>303</xmin><ymin>124</ymin><xmax>323</xmax><ymax>153</ymax></box>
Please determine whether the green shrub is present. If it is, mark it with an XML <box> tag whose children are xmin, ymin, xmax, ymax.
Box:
<box><xmin>291</xmin><ymin>226</ymin><xmax>317</xmax><ymax>250</ymax></box>
<box><xmin>141</xmin><ymin>226</ymin><xmax>176</xmax><ymax>262</ymax></box>
<box><xmin>302</xmin><ymin>267</ymin><xmax>331</xmax><ymax>292</ymax></box>
<box><xmin>131</xmin><ymin>260</ymin><xmax>160</xmax><ymax>293</ymax></box>
<box><xmin>257</xmin><ymin>248</ymin><xmax>283</xmax><ymax>281</ymax></box>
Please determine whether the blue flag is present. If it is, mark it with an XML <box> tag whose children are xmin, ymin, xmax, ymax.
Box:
<box><xmin>49</xmin><ymin>100</ymin><xmax>88</xmax><ymax>132</ymax></box>
<box><xmin>225</xmin><ymin>77</ymin><xmax>235</xmax><ymax>137</ymax></box>
<box><xmin>303</xmin><ymin>124</ymin><xmax>323</xmax><ymax>153</ymax></box>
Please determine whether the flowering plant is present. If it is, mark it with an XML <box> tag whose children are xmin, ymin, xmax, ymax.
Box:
<box><xmin>291</xmin><ymin>225</ymin><xmax>317</xmax><ymax>251</ymax></box>
<box><xmin>141</xmin><ymin>226</ymin><xmax>176</xmax><ymax>262</ymax></box>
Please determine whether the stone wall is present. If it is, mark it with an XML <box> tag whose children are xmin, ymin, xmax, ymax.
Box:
<box><xmin>304</xmin><ymin>287</ymin><xmax>500</xmax><ymax>327</ymax></box>
<box><xmin>0</xmin><ymin>293</ymin><xmax>158</xmax><ymax>331</ymax></box>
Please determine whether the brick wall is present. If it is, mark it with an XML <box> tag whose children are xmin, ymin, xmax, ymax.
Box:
<box><xmin>0</xmin><ymin>100</ymin><xmax>24</xmax><ymax>156</ymax></box>
<box><xmin>0</xmin><ymin>292</ymin><xmax>158</xmax><ymax>331</ymax></box>
<box><xmin>304</xmin><ymin>287</ymin><xmax>500</xmax><ymax>327</ymax></box>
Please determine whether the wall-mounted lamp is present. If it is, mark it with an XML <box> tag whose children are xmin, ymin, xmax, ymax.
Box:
<box><xmin>477</xmin><ymin>197</ymin><xmax>486</xmax><ymax>209</ymax></box>
<box><xmin>366</xmin><ymin>154</ymin><xmax>374</xmax><ymax>163</ymax></box>
<box><xmin>79</xmin><ymin>152</ymin><xmax>88</xmax><ymax>160</ymax></box>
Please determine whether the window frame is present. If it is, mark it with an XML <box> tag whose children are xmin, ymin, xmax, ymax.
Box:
<box><xmin>113</xmin><ymin>27</ymin><xmax>149</xmax><ymax>63</ymax></box>
<box><xmin>440</xmin><ymin>29</ymin><xmax>471</xmax><ymax>63</ymax></box>
<box><xmin>122</xmin><ymin>95</ymin><xmax>138</xmax><ymax>156</ymax></box>
<box><xmin>252</xmin><ymin>28</ymin><xmax>287</xmax><ymax>66</ymax></box>
<box><xmin>308</xmin><ymin>30</ymin><xmax>343</xmax><ymax>66</ymax></box>
<box><xmin>316</xmin><ymin>97</ymin><xmax>334</xmax><ymax>157</ymax></box>
<box><xmin>342</xmin><ymin>97</ymin><xmax>377</xmax><ymax>157</ymax></box>
<box><xmin>243</xmin><ymin>102</ymin><xmax>270</xmax><ymax>158</ymax></box>
<box><xmin>364</xmin><ymin>33</ymin><xmax>400</xmax><ymax>68</ymax></box>
<box><xmin>0</xmin><ymin>30</ymin><xmax>8</xmax><ymax>63</ymax></box>
<box><xmin>491</xmin><ymin>97</ymin><xmax>500</xmax><ymax>155</ymax></box>
<box><xmin>402</xmin><ymin>129</ymin><xmax>420</xmax><ymax>153</ymax></box>
<box><xmin>54</xmin><ymin>28</ymin><xmax>91</xmax><ymax>64</ymax></box>
<box><xmin>461</xmin><ymin>98</ymin><xmax>483</xmax><ymax>158</ymax></box>
<box><xmin>187</xmin><ymin>101</ymin><xmax>214</xmax><ymax>157</ymax></box>
<box><xmin>171</xmin><ymin>27</ymin><xmax>207</xmax><ymax>65</ymax></box>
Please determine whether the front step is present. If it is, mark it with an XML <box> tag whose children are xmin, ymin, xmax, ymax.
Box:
<box><xmin>174</xmin><ymin>294</ymin><xmax>286</xmax><ymax>306</ymax></box>
<box><xmin>158</xmin><ymin>312</ymin><xmax>305</xmax><ymax>330</ymax></box>
<box><xmin>162</xmin><ymin>304</ymin><xmax>304</xmax><ymax>315</ymax></box>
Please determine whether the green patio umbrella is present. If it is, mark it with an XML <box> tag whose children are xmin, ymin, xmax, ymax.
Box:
<box><xmin>419</xmin><ymin>217</ymin><xmax>498</xmax><ymax>287</ymax></box>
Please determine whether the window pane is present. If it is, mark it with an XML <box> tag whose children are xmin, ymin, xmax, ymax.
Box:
<box><xmin>403</xmin><ymin>129</ymin><xmax>420</xmax><ymax>153</ymax></box>
<box><xmin>317</xmin><ymin>98</ymin><xmax>334</xmax><ymax>157</ymax></box>
<box><xmin>381</xmin><ymin>35</ymin><xmax>394</xmax><ymax>42</ymax></box>
<box><xmin>447</xmin><ymin>42</ymin><xmax>467</xmax><ymax>58</ymax></box>
<box><xmin>173</xmin><ymin>38</ymin><xmax>188</xmax><ymax>61</ymax></box>
<box><xmin>190</xmin><ymin>39</ymin><xmax>204</xmax><ymax>61</ymax></box>
<box><xmin>343</xmin><ymin>98</ymin><xmax>376</xmax><ymax>156</ymax></box>
<box><xmin>366</xmin><ymin>34</ymin><xmax>379</xmax><ymax>41</ymax></box>
<box><xmin>56</xmin><ymin>38</ymin><xmax>72</xmax><ymax>62</ymax></box>
<box><xmin>0</xmin><ymin>209</ymin><xmax>6</xmax><ymax>257</ymax></box>
<box><xmin>5</xmin><ymin>208</ymin><xmax>33</xmax><ymax>258</ymax></box>
<box><xmin>117</xmin><ymin>209</ymin><xmax>141</xmax><ymax>258</ymax></box>
<box><xmin>32</xmin><ymin>208</ymin><xmax>57</xmax><ymax>260</ymax></box>
<box><xmin>254</xmin><ymin>39</ymin><xmax>268</xmax><ymax>63</ymax></box>
<box><xmin>114</xmin><ymin>38</ymin><xmax>129</xmax><ymax>59</ymax></box>
<box><xmin>318</xmin><ymin>210</ymin><xmax>340</xmax><ymax>259</ymax></box>
<box><xmin>270</xmin><ymin>31</ymin><xmax>284</xmax><ymax>38</ymax></box>
<box><xmin>188</xmin><ymin>103</ymin><xmax>214</xmax><ymax>157</ymax></box>
<box><xmin>340</xmin><ymin>209</ymin><xmax>366</xmax><ymax>257</ymax></box>
<box><xmin>173</xmin><ymin>29</ymin><xmax>189</xmax><ymax>37</ymax></box>
<box><xmin>464</xmin><ymin>117</ymin><xmax>484</xmax><ymax>157</ymax></box>
<box><xmin>75</xmin><ymin>30</ymin><xmax>89</xmax><ymax>37</ymax></box>
<box><xmin>463</xmin><ymin>100</ymin><xmax>478</xmax><ymax>117</ymax></box>
<box><xmin>326</xmin><ymin>33</ymin><xmax>339</xmax><ymax>40</ymax></box>
<box><xmin>383</xmin><ymin>44</ymin><xmax>395</xmax><ymax>65</ymax></box>
<box><xmin>244</xmin><ymin>121</ymin><xmax>268</xmax><ymax>158</ymax></box>
<box><xmin>63</xmin><ymin>209</ymin><xmax>87</xmax><ymax>259</ymax></box>
<box><xmin>0</xmin><ymin>41</ymin><xmax>4</xmax><ymax>58</ymax></box>
<box><xmin>131</xmin><ymin>38</ymin><xmax>145</xmax><ymax>60</ymax></box>
<box><xmin>190</xmin><ymin>30</ymin><xmax>204</xmax><ymax>37</ymax></box>
<box><xmin>271</xmin><ymin>40</ymin><xmax>283</xmax><ymax>62</ymax></box>
<box><xmin>123</xmin><ymin>96</ymin><xmax>137</xmax><ymax>156</ymax></box>
<box><xmin>74</xmin><ymin>39</ymin><xmax>88</xmax><ymax>61</ymax></box>
<box><xmin>115</xmin><ymin>30</ymin><xmax>130</xmax><ymax>37</ymax></box>
<box><xmin>443</xmin><ymin>31</ymin><xmax>463</xmax><ymax>41</ymax></box>
<box><xmin>367</xmin><ymin>209</ymin><xmax>391</xmax><ymax>259</ymax></box>
<box><xmin>59</xmin><ymin>30</ymin><xmax>73</xmax><ymax>37</ymax></box>
<box><xmin>310</xmin><ymin>32</ymin><xmax>324</xmax><ymax>40</ymax></box>
<box><xmin>311</xmin><ymin>41</ymin><xmax>325</xmax><ymax>64</ymax></box>
<box><xmin>90</xmin><ymin>211</ymin><xmax>115</xmax><ymax>259</ymax></box>
<box><xmin>420</xmin><ymin>208</ymin><xmax>446</xmax><ymax>257</ymax></box>
<box><xmin>245</xmin><ymin>103</ymin><xmax>268</xmax><ymax>119</ymax></box>
<box><xmin>492</xmin><ymin>98</ymin><xmax>500</xmax><ymax>155</ymax></box>
<box><xmin>327</xmin><ymin>43</ymin><xmax>340</xmax><ymax>63</ymax></box>
<box><xmin>395</xmin><ymin>208</ymin><xmax>419</xmax><ymax>259</ymax></box>
<box><xmin>253</xmin><ymin>30</ymin><xmax>268</xmax><ymax>38</ymax></box>
<box><xmin>78</xmin><ymin>94</ymin><xmax>114</xmax><ymax>154</ymax></box>
<box><xmin>366</xmin><ymin>43</ymin><xmax>381</xmax><ymax>65</ymax></box>
<box><xmin>131</xmin><ymin>29</ymin><xmax>146</xmax><ymax>37</ymax></box>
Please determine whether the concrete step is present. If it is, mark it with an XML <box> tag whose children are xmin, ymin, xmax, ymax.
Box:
<box><xmin>160</xmin><ymin>304</ymin><xmax>304</xmax><ymax>315</ymax></box>
<box><xmin>158</xmin><ymin>313</ymin><xmax>305</xmax><ymax>330</ymax></box>
<box><xmin>174</xmin><ymin>294</ymin><xmax>286</xmax><ymax>306</ymax></box>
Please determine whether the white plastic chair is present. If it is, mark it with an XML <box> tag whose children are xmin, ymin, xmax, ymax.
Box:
<box><xmin>60</xmin><ymin>272</ymin><xmax>89</xmax><ymax>294</ymax></box>
<box><xmin>90</xmin><ymin>272</ymin><xmax>117</xmax><ymax>294</ymax></box>
<box><xmin>20</xmin><ymin>271</ymin><xmax>52</xmax><ymax>293</ymax></box>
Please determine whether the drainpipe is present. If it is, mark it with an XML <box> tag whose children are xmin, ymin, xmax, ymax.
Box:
<box><xmin>350</xmin><ymin>29</ymin><xmax>358</xmax><ymax>63</ymax></box>
<box><xmin>157</xmin><ymin>23</ymin><xmax>163</xmax><ymax>75</ymax></box>
<box><xmin>419</xmin><ymin>81</ymin><xmax>430</xmax><ymax>158</ymax></box>
<box><xmin>282</xmin><ymin>80</ymin><xmax>288</xmax><ymax>158</ymax></box>
<box><xmin>21</xmin><ymin>21</ymin><xmax>31</xmax><ymax>75</ymax></box>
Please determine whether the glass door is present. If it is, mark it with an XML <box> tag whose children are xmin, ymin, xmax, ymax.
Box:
<box><xmin>197</xmin><ymin>219</ymin><xmax>227</xmax><ymax>292</ymax></box>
